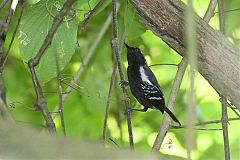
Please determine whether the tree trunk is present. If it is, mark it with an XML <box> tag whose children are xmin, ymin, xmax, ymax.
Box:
<box><xmin>130</xmin><ymin>0</ymin><xmax>240</xmax><ymax>110</ymax></box>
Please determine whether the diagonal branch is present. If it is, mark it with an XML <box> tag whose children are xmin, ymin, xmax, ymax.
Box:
<box><xmin>0</xmin><ymin>0</ymin><xmax>9</xmax><ymax>9</ymax></box>
<box><xmin>27</xmin><ymin>0</ymin><xmax>74</xmax><ymax>134</ymax></box>
<box><xmin>203</xmin><ymin>0</ymin><xmax>217</xmax><ymax>23</ymax></box>
<box><xmin>152</xmin><ymin>58</ymin><xmax>187</xmax><ymax>152</ymax></box>
<box><xmin>102</xmin><ymin>61</ymin><xmax>118</xmax><ymax>146</ymax></box>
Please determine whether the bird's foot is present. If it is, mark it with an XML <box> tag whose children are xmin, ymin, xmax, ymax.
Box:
<box><xmin>124</xmin><ymin>107</ymin><xmax>132</xmax><ymax>115</ymax></box>
<box><xmin>119</xmin><ymin>80</ymin><xmax>129</xmax><ymax>88</ymax></box>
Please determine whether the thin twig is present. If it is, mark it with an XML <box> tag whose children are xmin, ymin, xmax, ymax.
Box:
<box><xmin>102</xmin><ymin>61</ymin><xmax>118</xmax><ymax>146</ymax></box>
<box><xmin>152</xmin><ymin>58</ymin><xmax>187</xmax><ymax>152</ymax></box>
<box><xmin>80</xmin><ymin>0</ymin><xmax>105</xmax><ymax>32</ymax></box>
<box><xmin>218</xmin><ymin>0</ymin><xmax>225</xmax><ymax>34</ymax></box>
<box><xmin>220</xmin><ymin>97</ymin><xmax>230</xmax><ymax>160</ymax></box>
<box><xmin>218</xmin><ymin>0</ymin><xmax>230</xmax><ymax>159</ymax></box>
<box><xmin>28</xmin><ymin>0</ymin><xmax>74</xmax><ymax>134</ymax></box>
<box><xmin>0</xmin><ymin>0</ymin><xmax>9</xmax><ymax>10</ymax></box>
<box><xmin>0</xmin><ymin>2</ymin><xmax>24</xmax><ymax>73</ymax></box>
<box><xmin>171</xmin><ymin>117</ymin><xmax>240</xmax><ymax>129</ymax></box>
<box><xmin>51</xmin><ymin>9</ymin><xmax>114</xmax><ymax>120</ymax></box>
<box><xmin>114</xmin><ymin>75</ymin><xmax>123</xmax><ymax>145</ymax></box>
<box><xmin>149</xmin><ymin>63</ymin><xmax>178</xmax><ymax>67</ymax></box>
<box><xmin>203</xmin><ymin>0</ymin><xmax>217</xmax><ymax>22</ymax></box>
<box><xmin>56</xmin><ymin>57</ymin><xmax>66</xmax><ymax>136</ymax></box>
<box><xmin>228</xmin><ymin>104</ymin><xmax>240</xmax><ymax>118</ymax></box>
<box><xmin>112</xmin><ymin>0</ymin><xmax>134</xmax><ymax>150</ymax></box>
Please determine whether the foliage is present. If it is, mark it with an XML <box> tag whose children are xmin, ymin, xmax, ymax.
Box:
<box><xmin>1</xmin><ymin>0</ymin><xmax>240</xmax><ymax>159</ymax></box>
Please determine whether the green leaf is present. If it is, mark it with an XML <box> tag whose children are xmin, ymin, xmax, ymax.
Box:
<box><xmin>124</xmin><ymin>3</ymin><xmax>147</xmax><ymax>40</ymax></box>
<box><xmin>18</xmin><ymin>0</ymin><xmax>77</xmax><ymax>85</ymax></box>
<box><xmin>74</xmin><ymin>0</ymin><xmax>111</xmax><ymax>22</ymax></box>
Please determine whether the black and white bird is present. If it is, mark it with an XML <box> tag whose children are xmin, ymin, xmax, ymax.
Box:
<box><xmin>124</xmin><ymin>43</ymin><xmax>181</xmax><ymax>126</ymax></box>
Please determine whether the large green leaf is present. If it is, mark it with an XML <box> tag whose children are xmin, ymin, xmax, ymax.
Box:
<box><xmin>18</xmin><ymin>0</ymin><xmax>77</xmax><ymax>85</ymax></box>
<box><xmin>124</xmin><ymin>3</ymin><xmax>147</xmax><ymax>40</ymax></box>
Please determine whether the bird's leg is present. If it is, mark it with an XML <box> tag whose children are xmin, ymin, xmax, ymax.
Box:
<box><xmin>119</xmin><ymin>80</ymin><xmax>129</xmax><ymax>88</ymax></box>
<box><xmin>124</xmin><ymin>107</ymin><xmax>148</xmax><ymax>115</ymax></box>
<box><xmin>131</xmin><ymin>107</ymin><xmax>148</xmax><ymax>112</ymax></box>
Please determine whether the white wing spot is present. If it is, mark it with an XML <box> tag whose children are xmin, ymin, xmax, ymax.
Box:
<box><xmin>139</xmin><ymin>66</ymin><xmax>152</xmax><ymax>84</ymax></box>
<box><xmin>148</xmin><ymin>97</ymin><xmax>162</xmax><ymax>100</ymax></box>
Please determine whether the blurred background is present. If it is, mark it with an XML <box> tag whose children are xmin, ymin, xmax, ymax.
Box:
<box><xmin>0</xmin><ymin>0</ymin><xmax>240</xmax><ymax>159</ymax></box>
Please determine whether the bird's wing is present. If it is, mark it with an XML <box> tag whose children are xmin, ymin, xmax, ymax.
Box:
<box><xmin>140</xmin><ymin>65</ymin><xmax>166</xmax><ymax>113</ymax></box>
<box><xmin>140</xmin><ymin>81</ymin><xmax>165</xmax><ymax>113</ymax></box>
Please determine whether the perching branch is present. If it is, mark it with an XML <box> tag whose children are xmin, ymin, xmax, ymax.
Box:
<box><xmin>152</xmin><ymin>58</ymin><xmax>187</xmax><ymax>152</ymax></box>
<box><xmin>28</xmin><ymin>0</ymin><xmax>74</xmax><ymax>134</ymax></box>
<box><xmin>51</xmin><ymin>9</ymin><xmax>114</xmax><ymax>120</ymax></box>
<box><xmin>112</xmin><ymin>0</ymin><xmax>134</xmax><ymax>150</ymax></box>
<box><xmin>129</xmin><ymin>0</ymin><xmax>240</xmax><ymax>111</ymax></box>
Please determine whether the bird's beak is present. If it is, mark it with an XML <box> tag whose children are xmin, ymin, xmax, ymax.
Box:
<box><xmin>124</xmin><ymin>43</ymin><xmax>130</xmax><ymax>48</ymax></box>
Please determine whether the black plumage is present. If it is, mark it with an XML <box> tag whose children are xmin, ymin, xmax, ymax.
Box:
<box><xmin>125</xmin><ymin>43</ymin><xmax>181</xmax><ymax>126</ymax></box>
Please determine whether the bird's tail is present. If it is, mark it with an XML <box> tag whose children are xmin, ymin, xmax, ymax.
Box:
<box><xmin>164</xmin><ymin>107</ymin><xmax>181</xmax><ymax>126</ymax></box>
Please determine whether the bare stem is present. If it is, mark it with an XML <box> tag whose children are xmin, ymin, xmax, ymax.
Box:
<box><xmin>203</xmin><ymin>0</ymin><xmax>217</xmax><ymax>22</ymax></box>
<box><xmin>217</xmin><ymin>0</ymin><xmax>225</xmax><ymax>34</ymax></box>
<box><xmin>112</xmin><ymin>0</ymin><xmax>134</xmax><ymax>150</ymax></box>
<box><xmin>102</xmin><ymin>61</ymin><xmax>118</xmax><ymax>146</ymax></box>
<box><xmin>221</xmin><ymin>97</ymin><xmax>230</xmax><ymax>160</ymax></box>
<box><xmin>56</xmin><ymin>59</ymin><xmax>66</xmax><ymax>136</ymax></box>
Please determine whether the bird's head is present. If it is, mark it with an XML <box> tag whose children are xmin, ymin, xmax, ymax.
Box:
<box><xmin>124</xmin><ymin>43</ymin><xmax>147</xmax><ymax>66</ymax></box>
